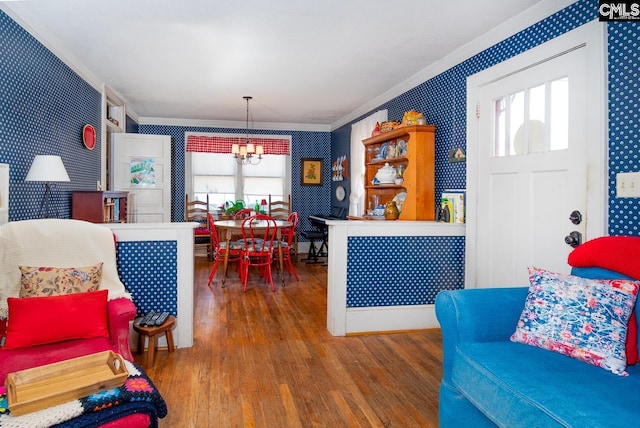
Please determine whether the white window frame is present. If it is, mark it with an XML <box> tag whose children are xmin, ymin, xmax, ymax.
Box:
<box><xmin>184</xmin><ymin>132</ymin><xmax>292</xmax><ymax>209</ymax></box>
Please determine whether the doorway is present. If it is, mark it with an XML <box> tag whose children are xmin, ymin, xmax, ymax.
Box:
<box><xmin>112</xmin><ymin>133</ymin><xmax>172</xmax><ymax>223</ymax></box>
<box><xmin>465</xmin><ymin>20</ymin><xmax>607</xmax><ymax>288</ymax></box>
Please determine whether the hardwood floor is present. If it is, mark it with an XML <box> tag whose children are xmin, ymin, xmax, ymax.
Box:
<box><xmin>136</xmin><ymin>256</ymin><xmax>443</xmax><ymax>427</ymax></box>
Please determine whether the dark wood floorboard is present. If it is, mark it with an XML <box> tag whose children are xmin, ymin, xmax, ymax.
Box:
<box><xmin>135</xmin><ymin>256</ymin><xmax>443</xmax><ymax>427</ymax></box>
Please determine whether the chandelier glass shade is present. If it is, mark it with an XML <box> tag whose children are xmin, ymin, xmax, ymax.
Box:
<box><xmin>233</xmin><ymin>96</ymin><xmax>263</xmax><ymax>165</ymax></box>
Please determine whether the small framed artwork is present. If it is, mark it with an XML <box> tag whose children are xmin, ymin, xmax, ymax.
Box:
<box><xmin>301</xmin><ymin>158</ymin><xmax>323</xmax><ymax>186</ymax></box>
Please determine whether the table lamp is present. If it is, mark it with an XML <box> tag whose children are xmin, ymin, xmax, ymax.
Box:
<box><xmin>260</xmin><ymin>199</ymin><xmax>267</xmax><ymax>214</ymax></box>
<box><xmin>25</xmin><ymin>155</ymin><xmax>71</xmax><ymax>218</ymax></box>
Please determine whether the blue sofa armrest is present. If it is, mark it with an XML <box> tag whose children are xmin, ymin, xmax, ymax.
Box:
<box><xmin>435</xmin><ymin>287</ymin><xmax>528</xmax><ymax>382</ymax></box>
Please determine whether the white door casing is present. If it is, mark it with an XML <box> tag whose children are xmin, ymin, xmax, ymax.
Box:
<box><xmin>112</xmin><ymin>133</ymin><xmax>172</xmax><ymax>223</ymax></box>
<box><xmin>465</xmin><ymin>20</ymin><xmax>607</xmax><ymax>289</ymax></box>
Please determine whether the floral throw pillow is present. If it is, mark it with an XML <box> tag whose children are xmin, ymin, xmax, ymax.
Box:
<box><xmin>511</xmin><ymin>267</ymin><xmax>640</xmax><ymax>376</ymax></box>
<box><xmin>19</xmin><ymin>263</ymin><xmax>103</xmax><ymax>298</ymax></box>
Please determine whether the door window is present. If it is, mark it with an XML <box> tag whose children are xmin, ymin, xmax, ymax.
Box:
<box><xmin>493</xmin><ymin>76</ymin><xmax>569</xmax><ymax>157</ymax></box>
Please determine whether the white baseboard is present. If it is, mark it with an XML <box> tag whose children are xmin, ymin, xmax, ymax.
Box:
<box><xmin>345</xmin><ymin>305</ymin><xmax>439</xmax><ymax>334</ymax></box>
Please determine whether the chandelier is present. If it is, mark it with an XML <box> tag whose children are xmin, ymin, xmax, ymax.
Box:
<box><xmin>231</xmin><ymin>96</ymin><xmax>263</xmax><ymax>165</ymax></box>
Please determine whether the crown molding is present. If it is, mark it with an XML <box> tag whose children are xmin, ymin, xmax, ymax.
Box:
<box><xmin>138</xmin><ymin>117</ymin><xmax>331</xmax><ymax>133</ymax></box>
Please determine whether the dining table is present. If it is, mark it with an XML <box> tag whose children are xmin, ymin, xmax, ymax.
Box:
<box><xmin>214</xmin><ymin>218</ymin><xmax>293</xmax><ymax>287</ymax></box>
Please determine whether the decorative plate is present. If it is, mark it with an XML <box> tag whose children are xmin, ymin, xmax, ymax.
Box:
<box><xmin>336</xmin><ymin>185</ymin><xmax>346</xmax><ymax>201</ymax></box>
<box><xmin>83</xmin><ymin>124</ymin><xmax>96</xmax><ymax>150</ymax></box>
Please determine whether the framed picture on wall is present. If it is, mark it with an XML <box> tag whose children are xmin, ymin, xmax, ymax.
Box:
<box><xmin>301</xmin><ymin>158</ymin><xmax>323</xmax><ymax>186</ymax></box>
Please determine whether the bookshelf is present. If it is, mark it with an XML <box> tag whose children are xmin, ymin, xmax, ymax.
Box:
<box><xmin>72</xmin><ymin>191</ymin><xmax>128</xmax><ymax>223</ymax></box>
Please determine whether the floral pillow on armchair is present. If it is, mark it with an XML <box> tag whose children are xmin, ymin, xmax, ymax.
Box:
<box><xmin>511</xmin><ymin>267</ymin><xmax>640</xmax><ymax>376</ymax></box>
<box><xmin>18</xmin><ymin>263</ymin><xmax>103</xmax><ymax>298</ymax></box>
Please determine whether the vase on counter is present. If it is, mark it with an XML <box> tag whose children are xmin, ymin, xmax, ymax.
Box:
<box><xmin>384</xmin><ymin>201</ymin><xmax>399</xmax><ymax>220</ymax></box>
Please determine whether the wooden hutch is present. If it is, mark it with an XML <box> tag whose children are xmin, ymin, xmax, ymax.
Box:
<box><xmin>362</xmin><ymin>125</ymin><xmax>435</xmax><ymax>220</ymax></box>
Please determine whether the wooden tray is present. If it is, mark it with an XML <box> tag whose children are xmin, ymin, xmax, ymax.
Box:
<box><xmin>5</xmin><ymin>350</ymin><xmax>128</xmax><ymax>416</ymax></box>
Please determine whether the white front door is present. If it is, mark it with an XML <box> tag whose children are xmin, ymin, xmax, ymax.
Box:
<box><xmin>465</xmin><ymin>21</ymin><xmax>606</xmax><ymax>288</ymax></box>
<box><xmin>112</xmin><ymin>133</ymin><xmax>172</xmax><ymax>223</ymax></box>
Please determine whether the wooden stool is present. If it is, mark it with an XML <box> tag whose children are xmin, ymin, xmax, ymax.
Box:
<box><xmin>133</xmin><ymin>315</ymin><xmax>176</xmax><ymax>368</ymax></box>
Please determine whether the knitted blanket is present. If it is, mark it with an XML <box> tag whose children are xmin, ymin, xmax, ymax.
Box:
<box><xmin>0</xmin><ymin>219</ymin><xmax>132</xmax><ymax>319</ymax></box>
<box><xmin>0</xmin><ymin>360</ymin><xmax>167</xmax><ymax>428</ymax></box>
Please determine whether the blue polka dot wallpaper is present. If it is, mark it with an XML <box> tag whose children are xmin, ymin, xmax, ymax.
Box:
<box><xmin>0</xmin><ymin>11</ymin><xmax>102</xmax><ymax>222</ymax></box>
<box><xmin>347</xmin><ymin>236</ymin><xmax>465</xmax><ymax>307</ymax></box>
<box><xmin>607</xmin><ymin>22</ymin><xmax>640</xmax><ymax>235</ymax></box>
<box><xmin>116</xmin><ymin>241</ymin><xmax>178</xmax><ymax>316</ymax></box>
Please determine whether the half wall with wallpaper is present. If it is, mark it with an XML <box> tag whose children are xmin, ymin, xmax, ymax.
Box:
<box><xmin>108</xmin><ymin>222</ymin><xmax>197</xmax><ymax>349</ymax></box>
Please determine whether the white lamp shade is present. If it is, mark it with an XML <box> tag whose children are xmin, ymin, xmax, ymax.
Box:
<box><xmin>25</xmin><ymin>155</ymin><xmax>70</xmax><ymax>182</ymax></box>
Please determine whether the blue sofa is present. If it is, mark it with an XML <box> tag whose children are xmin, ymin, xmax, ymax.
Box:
<box><xmin>436</xmin><ymin>267</ymin><xmax>640</xmax><ymax>427</ymax></box>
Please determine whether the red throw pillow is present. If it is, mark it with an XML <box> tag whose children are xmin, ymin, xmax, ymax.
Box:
<box><xmin>3</xmin><ymin>290</ymin><xmax>109</xmax><ymax>350</ymax></box>
<box><xmin>568</xmin><ymin>236</ymin><xmax>640</xmax><ymax>279</ymax></box>
<box><xmin>568</xmin><ymin>236</ymin><xmax>640</xmax><ymax>364</ymax></box>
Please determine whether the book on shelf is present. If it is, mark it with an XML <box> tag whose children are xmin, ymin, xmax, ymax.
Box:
<box><xmin>442</xmin><ymin>189</ymin><xmax>465</xmax><ymax>224</ymax></box>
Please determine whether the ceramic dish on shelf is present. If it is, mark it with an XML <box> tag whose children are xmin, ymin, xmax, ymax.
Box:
<box><xmin>393</xmin><ymin>192</ymin><xmax>407</xmax><ymax>212</ymax></box>
<box><xmin>365</xmin><ymin>215</ymin><xmax>386</xmax><ymax>221</ymax></box>
<box><xmin>378</xmin><ymin>142</ymin><xmax>388</xmax><ymax>159</ymax></box>
<box><xmin>396</xmin><ymin>140</ymin><xmax>408</xmax><ymax>156</ymax></box>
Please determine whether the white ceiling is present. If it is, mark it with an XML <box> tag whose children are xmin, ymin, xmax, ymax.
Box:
<box><xmin>2</xmin><ymin>1</ymin><xmax>570</xmax><ymax>130</ymax></box>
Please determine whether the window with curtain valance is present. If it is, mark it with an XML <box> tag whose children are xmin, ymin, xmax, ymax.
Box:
<box><xmin>185</xmin><ymin>133</ymin><xmax>291</xmax><ymax>211</ymax></box>
<box><xmin>186</xmin><ymin>135</ymin><xmax>290</xmax><ymax>155</ymax></box>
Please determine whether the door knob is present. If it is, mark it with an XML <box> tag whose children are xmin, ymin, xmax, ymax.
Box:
<box><xmin>569</xmin><ymin>210</ymin><xmax>582</xmax><ymax>225</ymax></box>
<box><xmin>565</xmin><ymin>231</ymin><xmax>582</xmax><ymax>248</ymax></box>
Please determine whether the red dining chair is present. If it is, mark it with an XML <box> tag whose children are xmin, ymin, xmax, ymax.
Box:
<box><xmin>274</xmin><ymin>212</ymin><xmax>299</xmax><ymax>281</ymax></box>
<box><xmin>233</xmin><ymin>208</ymin><xmax>253</xmax><ymax>220</ymax></box>
<box><xmin>207</xmin><ymin>213</ymin><xmax>243</xmax><ymax>288</ymax></box>
<box><xmin>186</xmin><ymin>194</ymin><xmax>211</xmax><ymax>259</ymax></box>
<box><xmin>240</xmin><ymin>214</ymin><xmax>277</xmax><ymax>292</ymax></box>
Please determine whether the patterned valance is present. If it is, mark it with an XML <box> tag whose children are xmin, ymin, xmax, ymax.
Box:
<box><xmin>186</xmin><ymin>135</ymin><xmax>290</xmax><ymax>155</ymax></box>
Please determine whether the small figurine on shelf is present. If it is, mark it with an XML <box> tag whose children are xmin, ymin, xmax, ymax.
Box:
<box><xmin>387</xmin><ymin>141</ymin><xmax>396</xmax><ymax>159</ymax></box>
<box><xmin>371</xmin><ymin>122</ymin><xmax>382</xmax><ymax>137</ymax></box>
<box><xmin>401</xmin><ymin>110</ymin><xmax>425</xmax><ymax>126</ymax></box>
